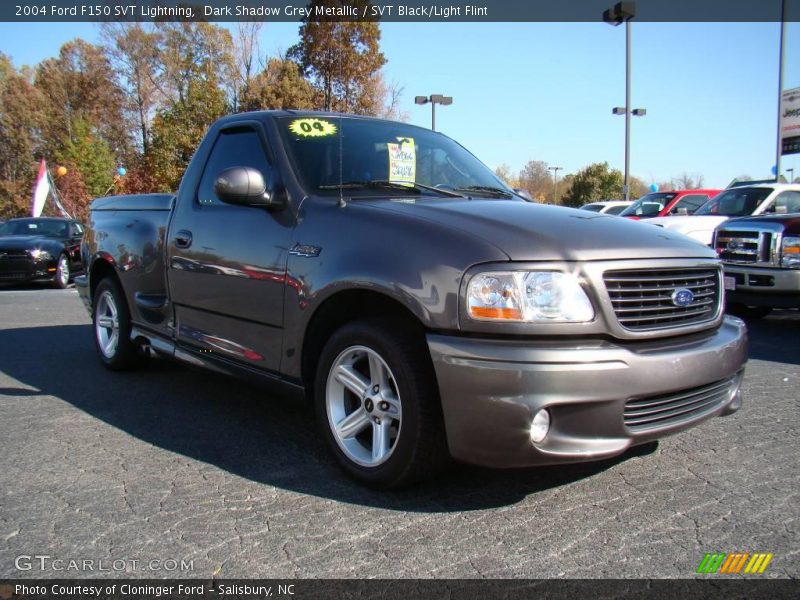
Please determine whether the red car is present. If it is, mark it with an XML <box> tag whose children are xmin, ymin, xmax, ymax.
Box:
<box><xmin>620</xmin><ymin>189</ymin><xmax>721</xmax><ymax>220</ymax></box>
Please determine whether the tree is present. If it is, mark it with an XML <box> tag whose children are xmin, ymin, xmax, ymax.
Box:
<box><xmin>288</xmin><ymin>1</ymin><xmax>386</xmax><ymax>114</ymax></box>
<box><xmin>230</xmin><ymin>22</ymin><xmax>264</xmax><ymax>112</ymax></box>
<box><xmin>35</xmin><ymin>40</ymin><xmax>129</xmax><ymax>160</ymax></box>
<box><xmin>562</xmin><ymin>162</ymin><xmax>623</xmax><ymax>207</ymax></box>
<box><xmin>241</xmin><ymin>57</ymin><xmax>318</xmax><ymax>111</ymax></box>
<box><xmin>0</xmin><ymin>53</ymin><xmax>43</xmax><ymax>218</ymax></box>
<box><xmin>101</xmin><ymin>23</ymin><xmax>161</xmax><ymax>153</ymax></box>
<box><xmin>494</xmin><ymin>164</ymin><xmax>518</xmax><ymax>188</ymax></box>
<box><xmin>148</xmin><ymin>79</ymin><xmax>227</xmax><ymax>190</ymax></box>
<box><xmin>60</xmin><ymin>119</ymin><xmax>116</xmax><ymax>200</ymax></box>
<box><xmin>518</xmin><ymin>160</ymin><xmax>552</xmax><ymax>202</ymax></box>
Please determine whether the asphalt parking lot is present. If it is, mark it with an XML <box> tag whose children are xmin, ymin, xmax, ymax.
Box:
<box><xmin>0</xmin><ymin>286</ymin><xmax>797</xmax><ymax>579</ymax></box>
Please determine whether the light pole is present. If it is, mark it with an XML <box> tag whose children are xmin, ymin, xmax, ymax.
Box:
<box><xmin>548</xmin><ymin>166</ymin><xmax>563</xmax><ymax>204</ymax></box>
<box><xmin>604</xmin><ymin>1</ymin><xmax>645</xmax><ymax>202</ymax></box>
<box><xmin>415</xmin><ymin>94</ymin><xmax>453</xmax><ymax>131</ymax></box>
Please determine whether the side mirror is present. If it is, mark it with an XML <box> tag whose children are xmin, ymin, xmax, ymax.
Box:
<box><xmin>214</xmin><ymin>167</ymin><xmax>286</xmax><ymax>210</ymax></box>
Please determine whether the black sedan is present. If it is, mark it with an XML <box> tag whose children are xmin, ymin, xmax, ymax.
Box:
<box><xmin>0</xmin><ymin>217</ymin><xmax>84</xmax><ymax>288</ymax></box>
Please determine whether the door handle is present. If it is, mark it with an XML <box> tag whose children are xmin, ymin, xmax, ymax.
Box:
<box><xmin>174</xmin><ymin>230</ymin><xmax>193</xmax><ymax>249</ymax></box>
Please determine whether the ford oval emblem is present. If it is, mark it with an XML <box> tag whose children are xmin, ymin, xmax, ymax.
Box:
<box><xmin>726</xmin><ymin>239</ymin><xmax>740</xmax><ymax>251</ymax></box>
<box><xmin>671</xmin><ymin>288</ymin><xmax>695</xmax><ymax>307</ymax></box>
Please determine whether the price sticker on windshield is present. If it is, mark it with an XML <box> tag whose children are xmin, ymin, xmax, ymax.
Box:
<box><xmin>289</xmin><ymin>118</ymin><xmax>337</xmax><ymax>138</ymax></box>
<box><xmin>388</xmin><ymin>137</ymin><xmax>416</xmax><ymax>185</ymax></box>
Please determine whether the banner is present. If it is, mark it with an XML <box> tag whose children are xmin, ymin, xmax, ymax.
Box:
<box><xmin>31</xmin><ymin>159</ymin><xmax>49</xmax><ymax>218</ymax></box>
<box><xmin>780</xmin><ymin>86</ymin><xmax>800</xmax><ymax>156</ymax></box>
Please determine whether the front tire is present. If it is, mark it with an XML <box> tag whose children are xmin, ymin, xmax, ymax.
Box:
<box><xmin>314</xmin><ymin>318</ymin><xmax>449</xmax><ymax>488</ymax></box>
<box><xmin>52</xmin><ymin>254</ymin><xmax>70</xmax><ymax>289</ymax></box>
<box><xmin>93</xmin><ymin>277</ymin><xmax>139</xmax><ymax>370</ymax></box>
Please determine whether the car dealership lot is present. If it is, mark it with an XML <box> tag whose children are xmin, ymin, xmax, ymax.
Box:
<box><xmin>0</xmin><ymin>287</ymin><xmax>797</xmax><ymax>579</ymax></box>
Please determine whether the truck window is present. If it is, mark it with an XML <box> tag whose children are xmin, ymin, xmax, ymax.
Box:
<box><xmin>197</xmin><ymin>128</ymin><xmax>272</xmax><ymax>206</ymax></box>
<box><xmin>769</xmin><ymin>190</ymin><xmax>800</xmax><ymax>214</ymax></box>
<box><xmin>669</xmin><ymin>194</ymin><xmax>708</xmax><ymax>215</ymax></box>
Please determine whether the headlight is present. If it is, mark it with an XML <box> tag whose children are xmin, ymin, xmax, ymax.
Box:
<box><xmin>781</xmin><ymin>236</ymin><xmax>800</xmax><ymax>269</ymax></box>
<box><xmin>29</xmin><ymin>248</ymin><xmax>51</xmax><ymax>260</ymax></box>
<box><xmin>467</xmin><ymin>271</ymin><xmax>595</xmax><ymax>322</ymax></box>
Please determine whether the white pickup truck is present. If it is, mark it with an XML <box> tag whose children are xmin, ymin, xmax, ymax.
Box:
<box><xmin>646</xmin><ymin>183</ymin><xmax>800</xmax><ymax>246</ymax></box>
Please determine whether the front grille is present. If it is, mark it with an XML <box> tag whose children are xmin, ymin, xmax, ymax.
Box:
<box><xmin>715</xmin><ymin>230</ymin><xmax>759</xmax><ymax>263</ymax></box>
<box><xmin>624</xmin><ymin>376</ymin><xmax>737</xmax><ymax>432</ymax></box>
<box><xmin>0</xmin><ymin>250</ymin><xmax>30</xmax><ymax>258</ymax></box>
<box><xmin>604</xmin><ymin>268</ymin><xmax>720</xmax><ymax>331</ymax></box>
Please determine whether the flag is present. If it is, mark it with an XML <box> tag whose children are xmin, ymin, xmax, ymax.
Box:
<box><xmin>31</xmin><ymin>159</ymin><xmax>50</xmax><ymax>217</ymax></box>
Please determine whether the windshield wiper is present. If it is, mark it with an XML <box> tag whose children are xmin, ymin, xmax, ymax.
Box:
<box><xmin>453</xmin><ymin>185</ymin><xmax>514</xmax><ymax>198</ymax></box>
<box><xmin>318</xmin><ymin>180</ymin><xmax>464</xmax><ymax>198</ymax></box>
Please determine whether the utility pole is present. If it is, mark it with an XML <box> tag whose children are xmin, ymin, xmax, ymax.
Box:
<box><xmin>548</xmin><ymin>166</ymin><xmax>563</xmax><ymax>204</ymax></box>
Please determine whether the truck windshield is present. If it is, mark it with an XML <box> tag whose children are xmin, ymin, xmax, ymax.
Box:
<box><xmin>694</xmin><ymin>188</ymin><xmax>771</xmax><ymax>217</ymax></box>
<box><xmin>275</xmin><ymin>115</ymin><xmax>511</xmax><ymax>198</ymax></box>
<box><xmin>619</xmin><ymin>193</ymin><xmax>676</xmax><ymax>217</ymax></box>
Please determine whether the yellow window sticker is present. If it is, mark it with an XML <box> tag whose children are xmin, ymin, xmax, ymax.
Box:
<box><xmin>388</xmin><ymin>137</ymin><xmax>416</xmax><ymax>185</ymax></box>
<box><xmin>288</xmin><ymin>118</ymin><xmax>337</xmax><ymax>137</ymax></box>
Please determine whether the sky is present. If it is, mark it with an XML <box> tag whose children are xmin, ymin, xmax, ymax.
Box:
<box><xmin>0</xmin><ymin>20</ymin><xmax>798</xmax><ymax>189</ymax></box>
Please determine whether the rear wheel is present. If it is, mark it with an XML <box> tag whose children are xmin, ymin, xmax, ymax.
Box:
<box><xmin>93</xmin><ymin>277</ymin><xmax>139</xmax><ymax>370</ymax></box>
<box><xmin>314</xmin><ymin>318</ymin><xmax>449</xmax><ymax>488</ymax></box>
<box><xmin>52</xmin><ymin>254</ymin><xmax>70</xmax><ymax>289</ymax></box>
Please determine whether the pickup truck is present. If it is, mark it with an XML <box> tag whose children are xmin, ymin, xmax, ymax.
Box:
<box><xmin>646</xmin><ymin>183</ymin><xmax>800</xmax><ymax>246</ymax></box>
<box><xmin>76</xmin><ymin>111</ymin><xmax>748</xmax><ymax>488</ymax></box>
<box><xmin>714</xmin><ymin>212</ymin><xmax>800</xmax><ymax>318</ymax></box>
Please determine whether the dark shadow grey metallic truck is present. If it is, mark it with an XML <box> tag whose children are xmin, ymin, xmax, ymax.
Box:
<box><xmin>77</xmin><ymin>111</ymin><xmax>748</xmax><ymax>488</ymax></box>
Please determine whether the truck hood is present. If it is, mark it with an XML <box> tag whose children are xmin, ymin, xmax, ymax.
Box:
<box><xmin>360</xmin><ymin>198</ymin><xmax>717</xmax><ymax>261</ymax></box>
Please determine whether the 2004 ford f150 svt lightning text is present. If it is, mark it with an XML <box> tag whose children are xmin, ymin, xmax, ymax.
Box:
<box><xmin>76</xmin><ymin>112</ymin><xmax>748</xmax><ymax>488</ymax></box>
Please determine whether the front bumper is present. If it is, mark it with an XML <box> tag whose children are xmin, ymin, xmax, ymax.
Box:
<box><xmin>0</xmin><ymin>256</ymin><xmax>57</xmax><ymax>283</ymax></box>
<box><xmin>723</xmin><ymin>264</ymin><xmax>800</xmax><ymax>308</ymax></box>
<box><xmin>428</xmin><ymin>316</ymin><xmax>747</xmax><ymax>468</ymax></box>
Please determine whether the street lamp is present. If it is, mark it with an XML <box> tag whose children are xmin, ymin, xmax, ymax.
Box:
<box><xmin>548</xmin><ymin>166</ymin><xmax>563</xmax><ymax>204</ymax></box>
<box><xmin>604</xmin><ymin>1</ymin><xmax>645</xmax><ymax>202</ymax></box>
<box><xmin>415</xmin><ymin>94</ymin><xmax>453</xmax><ymax>131</ymax></box>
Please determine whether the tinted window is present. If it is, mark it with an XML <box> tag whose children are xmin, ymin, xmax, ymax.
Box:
<box><xmin>669</xmin><ymin>194</ymin><xmax>709</xmax><ymax>215</ymax></box>
<box><xmin>605</xmin><ymin>204</ymin><xmax>629</xmax><ymax>215</ymax></box>
<box><xmin>695</xmin><ymin>188</ymin><xmax>772</xmax><ymax>217</ymax></box>
<box><xmin>197</xmin><ymin>128</ymin><xmax>272</xmax><ymax>206</ymax></box>
<box><xmin>579</xmin><ymin>204</ymin><xmax>604</xmax><ymax>212</ymax></box>
<box><xmin>0</xmin><ymin>219</ymin><xmax>69</xmax><ymax>237</ymax></box>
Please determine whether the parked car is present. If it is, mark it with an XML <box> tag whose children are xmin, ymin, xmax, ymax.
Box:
<box><xmin>579</xmin><ymin>200</ymin><xmax>632</xmax><ymax>215</ymax></box>
<box><xmin>619</xmin><ymin>189</ymin><xmax>721</xmax><ymax>220</ymax></box>
<box><xmin>0</xmin><ymin>217</ymin><xmax>84</xmax><ymax>288</ymax></box>
<box><xmin>714</xmin><ymin>212</ymin><xmax>800</xmax><ymax>318</ymax></box>
<box><xmin>76</xmin><ymin>111</ymin><xmax>747</xmax><ymax>488</ymax></box>
<box><xmin>648</xmin><ymin>183</ymin><xmax>800</xmax><ymax>246</ymax></box>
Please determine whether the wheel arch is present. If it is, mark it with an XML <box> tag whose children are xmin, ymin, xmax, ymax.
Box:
<box><xmin>301</xmin><ymin>288</ymin><xmax>426</xmax><ymax>392</ymax></box>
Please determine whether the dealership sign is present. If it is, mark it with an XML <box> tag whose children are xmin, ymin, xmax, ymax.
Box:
<box><xmin>781</xmin><ymin>86</ymin><xmax>800</xmax><ymax>156</ymax></box>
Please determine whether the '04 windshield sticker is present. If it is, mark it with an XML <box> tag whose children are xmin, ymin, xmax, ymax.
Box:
<box><xmin>388</xmin><ymin>137</ymin><xmax>416</xmax><ymax>185</ymax></box>
<box><xmin>289</xmin><ymin>118</ymin><xmax>337</xmax><ymax>137</ymax></box>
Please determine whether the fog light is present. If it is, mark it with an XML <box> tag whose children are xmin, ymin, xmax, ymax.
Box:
<box><xmin>530</xmin><ymin>408</ymin><xmax>550</xmax><ymax>443</ymax></box>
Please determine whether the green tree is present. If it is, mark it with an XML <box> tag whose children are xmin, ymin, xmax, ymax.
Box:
<box><xmin>0</xmin><ymin>53</ymin><xmax>43</xmax><ymax>218</ymax></box>
<box><xmin>148</xmin><ymin>79</ymin><xmax>227</xmax><ymax>190</ymax></box>
<box><xmin>61</xmin><ymin>119</ymin><xmax>116</xmax><ymax>201</ymax></box>
<box><xmin>241</xmin><ymin>58</ymin><xmax>318</xmax><ymax>111</ymax></box>
<box><xmin>35</xmin><ymin>39</ymin><xmax>129</xmax><ymax>159</ymax></box>
<box><xmin>562</xmin><ymin>162</ymin><xmax>623</xmax><ymax>207</ymax></box>
<box><xmin>288</xmin><ymin>0</ymin><xmax>386</xmax><ymax>114</ymax></box>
